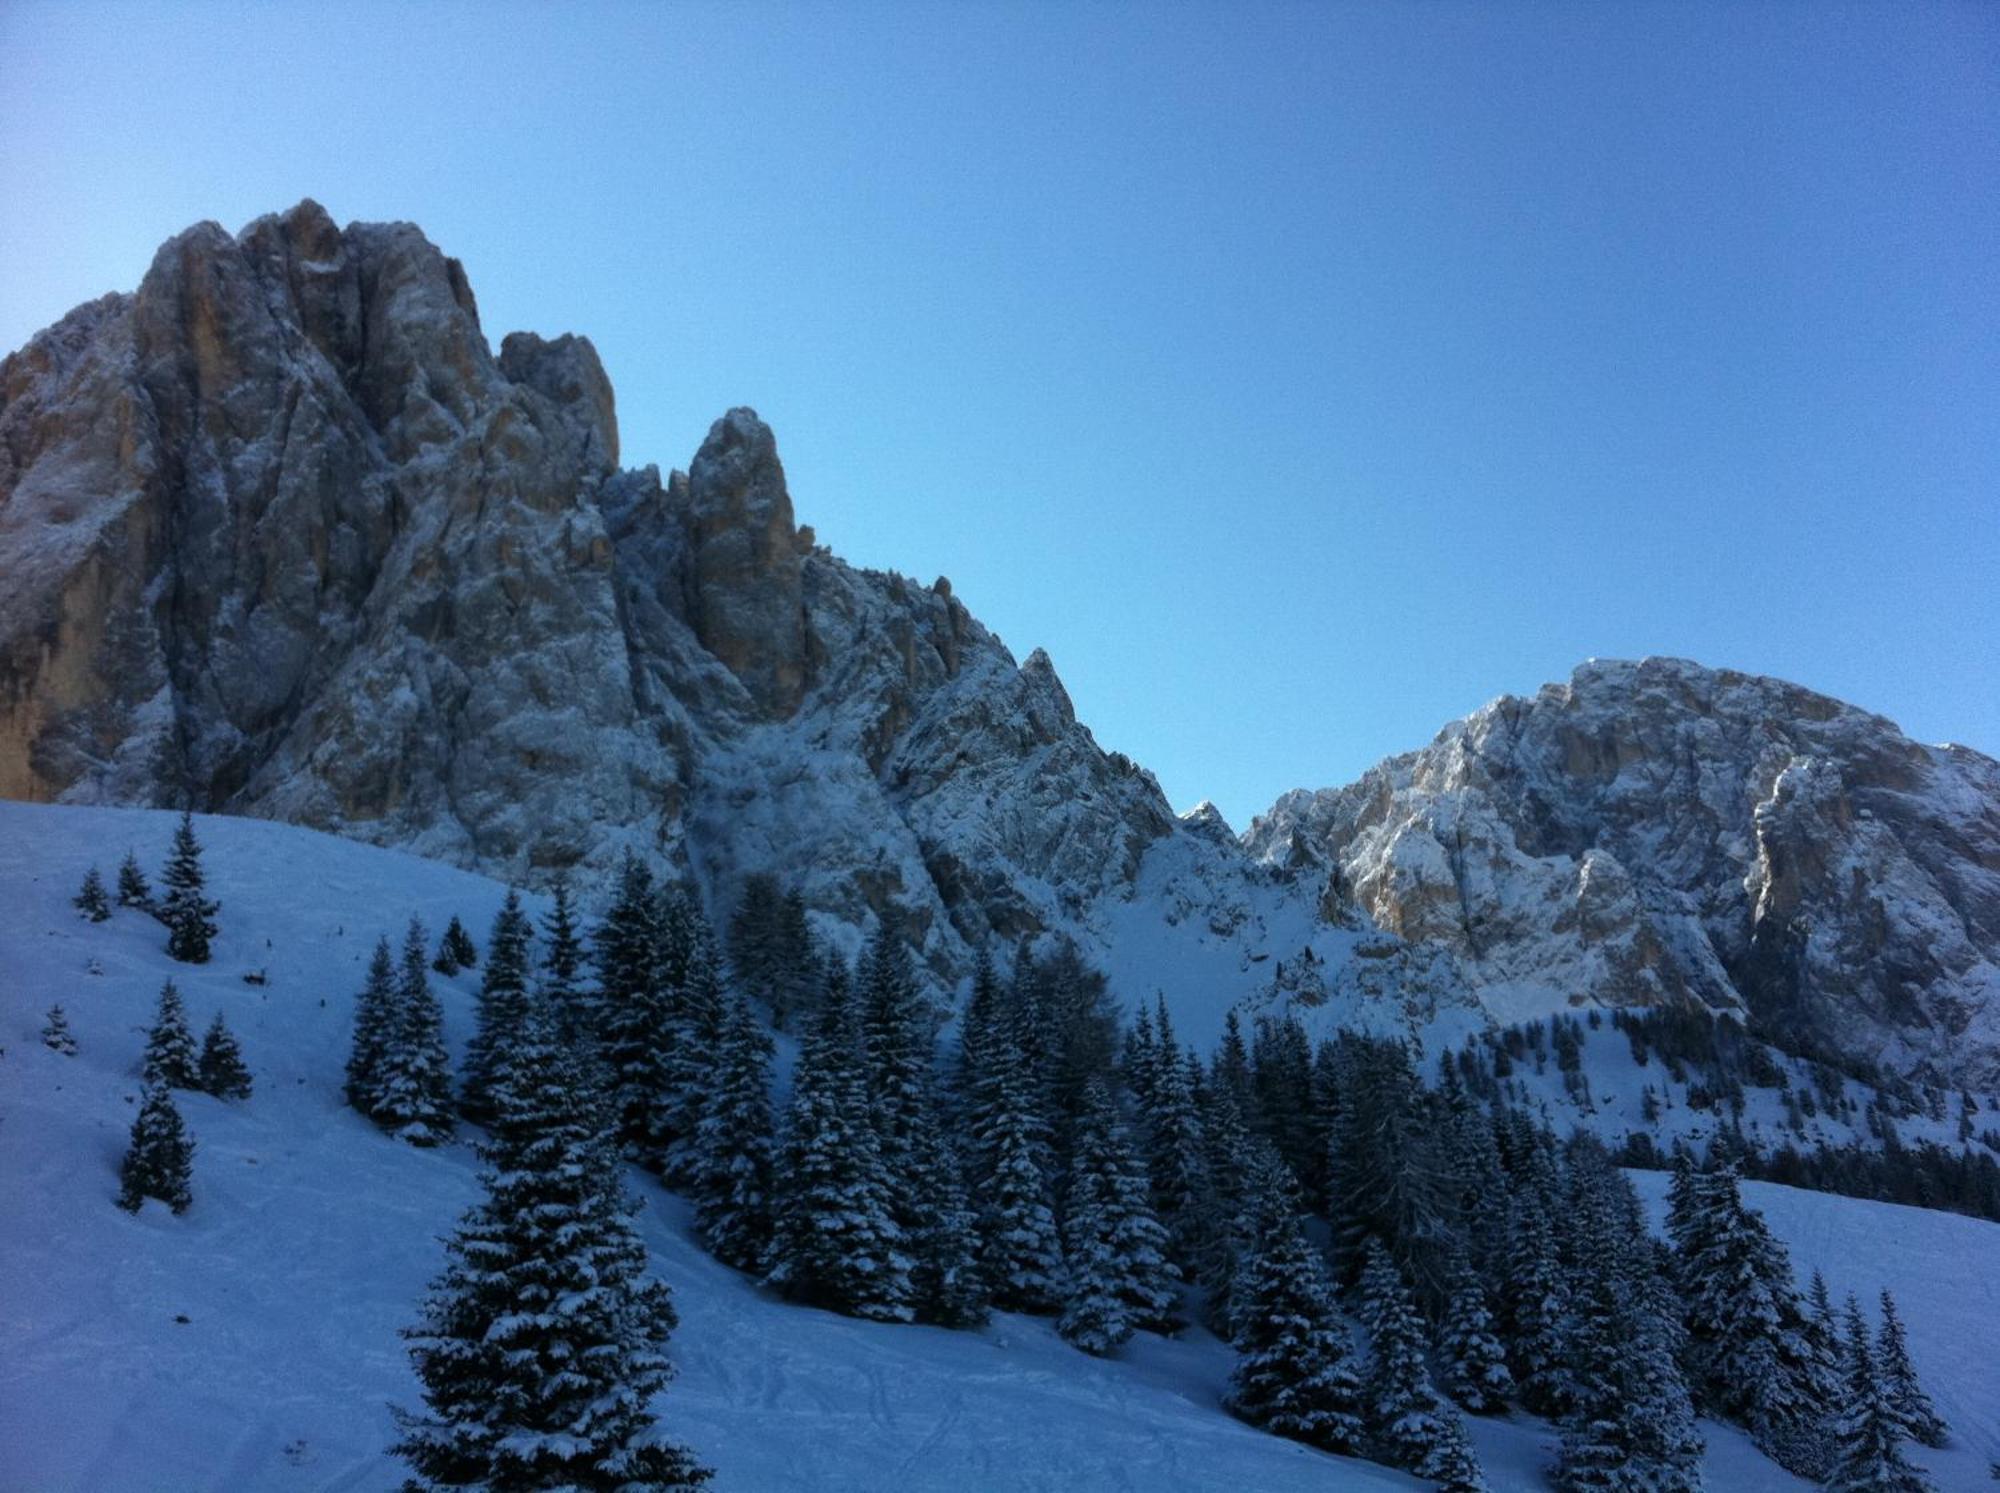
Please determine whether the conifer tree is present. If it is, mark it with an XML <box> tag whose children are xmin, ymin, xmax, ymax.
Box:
<box><xmin>196</xmin><ymin>1011</ymin><xmax>253</xmax><ymax>1100</ymax></box>
<box><xmin>42</xmin><ymin>1003</ymin><xmax>78</xmax><ymax>1055</ymax></box>
<box><xmin>657</xmin><ymin>908</ymin><xmax>727</xmax><ymax>1184</ymax></box>
<box><xmin>159</xmin><ymin>811</ymin><xmax>219</xmax><ymax>963</ymax></box>
<box><xmin>594</xmin><ymin>852</ymin><xmax>665</xmax><ymax>1150</ymax></box>
<box><xmin>432</xmin><ymin>914</ymin><xmax>478</xmax><ymax>974</ymax></box>
<box><xmin>142</xmin><ymin>979</ymin><xmax>201</xmax><ymax>1089</ymax></box>
<box><xmin>460</xmin><ymin>891</ymin><xmax>534</xmax><ymax>1124</ymax></box>
<box><xmin>116</xmin><ymin>849</ymin><xmax>152</xmax><ymax>910</ymax></box>
<box><xmin>1357</xmin><ymin>1241</ymin><xmax>1487</xmax><ymax>1491</ymax></box>
<box><xmin>1224</xmin><ymin>1176</ymin><xmax>1365</xmax><ymax>1455</ymax></box>
<box><xmin>374</xmin><ymin>918</ymin><xmax>455</xmax><ymax>1146</ymax></box>
<box><xmin>74</xmin><ymin>865</ymin><xmax>111</xmax><ymax>922</ymax></box>
<box><xmin>539</xmin><ymin>873</ymin><xmax>591</xmax><ymax>1043</ymax></box>
<box><xmin>976</xmin><ymin>1055</ymin><xmax>1066</xmax><ymax>1314</ymax></box>
<box><xmin>1190</xmin><ymin>1079</ymin><xmax>1258</xmax><ymax>1332</ymax></box>
<box><xmin>1875</xmin><ymin>1291</ymin><xmax>1947</xmax><ymax>1449</ymax></box>
<box><xmin>766</xmin><ymin>963</ymin><xmax>913</xmax><ymax>1320</ymax></box>
<box><xmin>1059</xmin><ymin>1079</ymin><xmax>1179</xmax><ymax>1353</ymax></box>
<box><xmin>1826</xmin><ymin>1297</ymin><xmax>1934</xmax><ymax>1493</ymax></box>
<box><xmin>907</xmin><ymin>1115</ymin><xmax>989</xmax><ymax>1329</ymax></box>
<box><xmin>689</xmin><ymin>989</ymin><xmax>776</xmax><ymax>1273</ymax></box>
<box><xmin>117</xmin><ymin>1083</ymin><xmax>194</xmax><ymax>1214</ymax></box>
<box><xmin>1144</xmin><ymin>1041</ymin><xmax>1209</xmax><ymax>1270</ymax></box>
<box><xmin>1500</xmin><ymin>1186</ymin><xmax>1574</xmax><ymax>1417</ymax></box>
<box><xmin>346</xmin><ymin>936</ymin><xmax>399</xmax><ymax>1113</ymax></box>
<box><xmin>394</xmin><ymin>1008</ymin><xmax>709</xmax><ymax>1490</ymax></box>
<box><xmin>1436</xmin><ymin>1248</ymin><xmax>1513</xmax><ymax>1414</ymax></box>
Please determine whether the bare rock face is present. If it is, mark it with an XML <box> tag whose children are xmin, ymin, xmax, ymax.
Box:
<box><xmin>0</xmin><ymin>203</ymin><xmax>1201</xmax><ymax>991</ymax></box>
<box><xmin>1245</xmin><ymin>658</ymin><xmax>2000</xmax><ymax>1086</ymax></box>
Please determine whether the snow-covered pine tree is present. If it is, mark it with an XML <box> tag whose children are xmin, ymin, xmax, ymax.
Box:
<box><xmin>1357</xmin><ymin>1240</ymin><xmax>1487</xmax><ymax>1491</ymax></box>
<box><xmin>1191</xmin><ymin>1077</ymin><xmax>1257</xmax><ymax>1333</ymax></box>
<box><xmin>689</xmin><ymin>988</ymin><xmax>776</xmax><ymax>1273</ymax></box>
<box><xmin>459</xmin><ymin>890</ymin><xmax>534</xmax><ymax>1124</ymax></box>
<box><xmin>538</xmin><ymin>872</ymin><xmax>592</xmax><ymax>1043</ymax></box>
<box><xmin>42</xmin><ymin>1003</ymin><xmax>78</xmax><ymax>1055</ymax></box>
<box><xmin>1825</xmin><ymin>1296</ymin><xmax>1935</xmax><ymax>1493</ymax></box>
<box><xmin>433</xmin><ymin>914</ymin><xmax>478</xmax><ymax>974</ymax></box>
<box><xmin>142</xmin><ymin>979</ymin><xmax>201</xmax><ymax>1089</ymax></box>
<box><xmin>1327</xmin><ymin>1034</ymin><xmax>1449</xmax><ymax>1298</ymax></box>
<box><xmin>1212</xmin><ymin>1009</ymin><xmax>1253</xmax><ymax>1109</ymax></box>
<box><xmin>373</xmin><ymin>918</ymin><xmax>455</xmax><ymax>1146</ymax></box>
<box><xmin>1436</xmin><ymin>1247</ymin><xmax>1513</xmax><ymax>1414</ymax></box>
<box><xmin>594</xmin><ymin>852</ymin><xmax>667</xmax><ymax>1151</ymax></box>
<box><xmin>159</xmin><ymin>810</ymin><xmax>219</xmax><ymax>964</ymax></box>
<box><xmin>765</xmin><ymin>961</ymin><xmax>914</xmax><ymax>1321</ymax></box>
<box><xmin>117</xmin><ymin>1083</ymin><xmax>194</xmax><ymax>1214</ymax></box>
<box><xmin>345</xmin><ymin>936</ymin><xmax>399</xmax><ymax>1113</ymax></box>
<box><xmin>1144</xmin><ymin>1040</ymin><xmax>1209</xmax><ymax>1272</ymax></box>
<box><xmin>858</xmin><ymin>924</ymin><xmax>932</xmax><ymax>1205</ymax></box>
<box><xmin>906</xmin><ymin>1115</ymin><xmax>988</xmax><ymax>1329</ymax></box>
<box><xmin>954</xmin><ymin>944</ymin><xmax>1005</xmax><ymax>1140</ymax></box>
<box><xmin>975</xmin><ymin>1050</ymin><xmax>1066</xmax><ymax>1314</ymax></box>
<box><xmin>116</xmin><ymin>849</ymin><xmax>151</xmax><ymax>910</ymax></box>
<box><xmin>1500</xmin><ymin>1184</ymin><xmax>1574</xmax><ymax>1417</ymax></box>
<box><xmin>1223</xmin><ymin>1171</ymin><xmax>1365</xmax><ymax>1455</ymax></box>
<box><xmin>74</xmin><ymin>865</ymin><xmax>111</xmax><ymax>922</ymax></box>
<box><xmin>393</xmin><ymin>1007</ymin><xmax>710</xmax><ymax>1491</ymax></box>
<box><xmin>657</xmin><ymin>908</ymin><xmax>727</xmax><ymax>1184</ymax></box>
<box><xmin>1875</xmin><ymin>1290</ymin><xmax>1947</xmax><ymax>1449</ymax></box>
<box><xmin>196</xmin><ymin>1011</ymin><xmax>253</xmax><ymax>1099</ymax></box>
<box><xmin>1120</xmin><ymin>1001</ymin><xmax>1159</xmax><ymax>1112</ymax></box>
<box><xmin>1554</xmin><ymin>1155</ymin><xmax>1703</xmax><ymax>1493</ymax></box>
<box><xmin>1671</xmin><ymin>1162</ymin><xmax>1828</xmax><ymax>1468</ymax></box>
<box><xmin>1058</xmin><ymin>1078</ymin><xmax>1180</xmax><ymax>1353</ymax></box>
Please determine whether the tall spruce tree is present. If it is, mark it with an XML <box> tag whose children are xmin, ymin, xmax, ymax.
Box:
<box><xmin>1826</xmin><ymin>1296</ymin><xmax>1934</xmax><ymax>1493</ymax></box>
<box><xmin>460</xmin><ymin>890</ymin><xmax>534</xmax><ymax>1124</ymax></box>
<box><xmin>346</xmin><ymin>937</ymin><xmax>399</xmax><ymax>1113</ymax></box>
<box><xmin>594</xmin><ymin>853</ymin><xmax>667</xmax><ymax>1152</ymax></box>
<box><xmin>1500</xmin><ymin>1184</ymin><xmax>1574</xmax><ymax>1417</ymax></box>
<box><xmin>538</xmin><ymin>873</ymin><xmax>591</xmax><ymax>1043</ymax></box>
<box><xmin>117</xmin><ymin>1083</ymin><xmax>194</xmax><ymax>1214</ymax></box>
<box><xmin>1058</xmin><ymin>1079</ymin><xmax>1180</xmax><ymax>1353</ymax></box>
<box><xmin>1144</xmin><ymin>1041</ymin><xmax>1209</xmax><ymax>1272</ymax></box>
<box><xmin>1224</xmin><ymin>1174</ymin><xmax>1365</xmax><ymax>1455</ymax></box>
<box><xmin>765</xmin><ymin>963</ymin><xmax>913</xmax><ymax>1320</ymax></box>
<box><xmin>74</xmin><ymin>865</ymin><xmax>111</xmax><ymax>921</ymax></box>
<box><xmin>975</xmin><ymin>1052</ymin><xmax>1065</xmax><ymax>1314</ymax></box>
<box><xmin>1436</xmin><ymin>1247</ymin><xmax>1513</xmax><ymax>1415</ymax></box>
<box><xmin>159</xmin><ymin>811</ymin><xmax>219</xmax><ymax>964</ymax></box>
<box><xmin>373</xmin><ymin>918</ymin><xmax>455</xmax><ymax>1146</ymax></box>
<box><xmin>394</xmin><ymin>1008</ymin><xmax>709</xmax><ymax>1490</ymax></box>
<box><xmin>1875</xmin><ymin>1291</ymin><xmax>1947</xmax><ymax>1449</ymax></box>
<box><xmin>906</xmin><ymin>1114</ymin><xmax>989</xmax><ymax>1329</ymax></box>
<box><xmin>689</xmin><ymin>989</ymin><xmax>777</xmax><ymax>1273</ymax></box>
<box><xmin>1357</xmin><ymin>1240</ymin><xmax>1487</xmax><ymax>1492</ymax></box>
<box><xmin>196</xmin><ymin>1012</ymin><xmax>253</xmax><ymax>1100</ymax></box>
<box><xmin>116</xmin><ymin>849</ymin><xmax>152</xmax><ymax>910</ymax></box>
<box><xmin>657</xmin><ymin>909</ymin><xmax>727</xmax><ymax>1184</ymax></box>
<box><xmin>433</xmin><ymin>915</ymin><xmax>478</xmax><ymax>974</ymax></box>
<box><xmin>142</xmin><ymin>979</ymin><xmax>201</xmax><ymax>1089</ymax></box>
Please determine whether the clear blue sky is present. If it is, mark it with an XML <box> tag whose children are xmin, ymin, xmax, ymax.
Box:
<box><xmin>3</xmin><ymin>1</ymin><xmax>1994</xmax><ymax>828</ymax></box>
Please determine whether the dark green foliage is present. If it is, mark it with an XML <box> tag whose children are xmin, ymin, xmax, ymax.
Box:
<box><xmin>656</xmin><ymin>900</ymin><xmax>726</xmax><ymax>1184</ymax></box>
<box><xmin>1357</xmin><ymin>1241</ymin><xmax>1487</xmax><ymax>1491</ymax></box>
<box><xmin>593</xmin><ymin>853</ymin><xmax>666</xmax><ymax>1151</ymax></box>
<box><xmin>1826</xmin><ymin>1296</ymin><xmax>1935</xmax><ymax>1493</ymax></box>
<box><xmin>1224</xmin><ymin>1176</ymin><xmax>1365</xmax><ymax>1455</ymax></box>
<box><xmin>160</xmin><ymin>811</ymin><xmax>218</xmax><ymax>964</ymax></box>
<box><xmin>394</xmin><ymin>1008</ymin><xmax>709</xmax><ymax>1491</ymax></box>
<box><xmin>345</xmin><ymin>937</ymin><xmax>399</xmax><ymax>1112</ymax></box>
<box><xmin>1059</xmin><ymin>1079</ymin><xmax>1178</xmax><ymax>1353</ymax></box>
<box><xmin>118</xmin><ymin>1083</ymin><xmax>194</xmax><ymax>1214</ymax></box>
<box><xmin>538</xmin><ymin>874</ymin><xmax>592</xmax><ymax>1044</ymax></box>
<box><xmin>116</xmin><ymin>850</ymin><xmax>151</xmax><ymax>909</ymax></box>
<box><xmin>1876</xmin><ymin>1291</ymin><xmax>1947</xmax><ymax>1449</ymax></box>
<box><xmin>142</xmin><ymin>979</ymin><xmax>201</xmax><ymax>1089</ymax></box>
<box><xmin>432</xmin><ymin>915</ymin><xmax>478</xmax><ymax>975</ymax></box>
<box><xmin>373</xmin><ymin>918</ymin><xmax>455</xmax><ymax>1147</ymax></box>
<box><xmin>1436</xmin><ymin>1248</ymin><xmax>1512</xmax><ymax>1415</ymax></box>
<box><xmin>766</xmin><ymin>962</ymin><xmax>914</xmax><ymax>1320</ymax></box>
<box><xmin>728</xmin><ymin>872</ymin><xmax>820</xmax><ymax>1029</ymax></box>
<box><xmin>690</xmin><ymin>990</ymin><xmax>776</xmax><ymax>1273</ymax></box>
<box><xmin>42</xmin><ymin>1003</ymin><xmax>78</xmax><ymax>1055</ymax></box>
<box><xmin>1326</xmin><ymin>1034</ymin><xmax>1451</xmax><ymax>1299</ymax></box>
<box><xmin>74</xmin><ymin>865</ymin><xmax>110</xmax><ymax>921</ymax></box>
<box><xmin>197</xmin><ymin>1011</ymin><xmax>253</xmax><ymax>1100</ymax></box>
<box><xmin>460</xmin><ymin>891</ymin><xmax>534</xmax><ymax>1124</ymax></box>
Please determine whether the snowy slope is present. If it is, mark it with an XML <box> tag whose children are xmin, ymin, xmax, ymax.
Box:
<box><xmin>3</xmin><ymin>804</ymin><xmax>1994</xmax><ymax>1491</ymax></box>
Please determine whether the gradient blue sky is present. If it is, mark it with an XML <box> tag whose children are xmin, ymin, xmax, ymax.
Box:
<box><xmin>3</xmin><ymin>1</ymin><xmax>1994</xmax><ymax>827</ymax></box>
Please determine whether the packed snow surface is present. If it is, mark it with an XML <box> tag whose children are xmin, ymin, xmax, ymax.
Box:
<box><xmin>3</xmin><ymin>804</ymin><xmax>1994</xmax><ymax>1490</ymax></box>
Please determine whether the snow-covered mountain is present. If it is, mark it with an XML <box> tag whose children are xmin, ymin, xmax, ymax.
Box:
<box><xmin>5</xmin><ymin>205</ymin><xmax>1998</xmax><ymax>1082</ymax></box>
<box><xmin>1246</xmin><ymin>658</ymin><xmax>2000</xmax><ymax>1088</ymax></box>
<box><xmin>5</xmin><ymin>802</ymin><xmax>1994</xmax><ymax>1491</ymax></box>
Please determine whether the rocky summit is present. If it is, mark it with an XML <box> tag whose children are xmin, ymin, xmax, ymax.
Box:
<box><xmin>4</xmin><ymin>204</ymin><xmax>1997</xmax><ymax>1083</ymax></box>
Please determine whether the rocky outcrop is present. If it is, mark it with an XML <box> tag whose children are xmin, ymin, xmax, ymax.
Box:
<box><xmin>1245</xmin><ymin>658</ymin><xmax>2000</xmax><ymax>1086</ymax></box>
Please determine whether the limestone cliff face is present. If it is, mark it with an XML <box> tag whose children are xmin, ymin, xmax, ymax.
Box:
<box><xmin>0</xmin><ymin>202</ymin><xmax>1187</xmax><ymax>984</ymax></box>
<box><xmin>1245</xmin><ymin>659</ymin><xmax>2000</xmax><ymax>1086</ymax></box>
